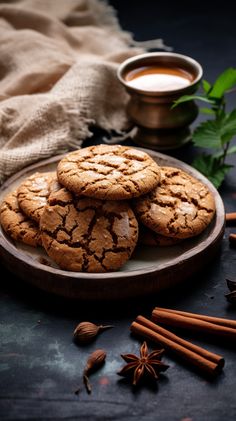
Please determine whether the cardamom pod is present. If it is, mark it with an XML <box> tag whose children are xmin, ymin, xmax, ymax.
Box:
<box><xmin>73</xmin><ymin>321</ymin><xmax>113</xmax><ymax>344</ymax></box>
<box><xmin>83</xmin><ymin>349</ymin><xmax>106</xmax><ymax>393</ymax></box>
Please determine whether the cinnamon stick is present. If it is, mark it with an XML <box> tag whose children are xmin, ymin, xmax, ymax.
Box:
<box><xmin>226</xmin><ymin>212</ymin><xmax>236</xmax><ymax>224</ymax></box>
<box><xmin>152</xmin><ymin>309</ymin><xmax>236</xmax><ymax>341</ymax></box>
<box><xmin>135</xmin><ymin>315</ymin><xmax>224</xmax><ymax>367</ymax></box>
<box><xmin>154</xmin><ymin>307</ymin><xmax>236</xmax><ymax>329</ymax></box>
<box><xmin>131</xmin><ymin>319</ymin><xmax>223</xmax><ymax>376</ymax></box>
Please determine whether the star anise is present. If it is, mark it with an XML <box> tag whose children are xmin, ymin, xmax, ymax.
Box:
<box><xmin>225</xmin><ymin>278</ymin><xmax>236</xmax><ymax>304</ymax></box>
<box><xmin>117</xmin><ymin>341</ymin><xmax>169</xmax><ymax>386</ymax></box>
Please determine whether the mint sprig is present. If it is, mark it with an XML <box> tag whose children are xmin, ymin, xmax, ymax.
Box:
<box><xmin>173</xmin><ymin>67</ymin><xmax>236</xmax><ymax>188</ymax></box>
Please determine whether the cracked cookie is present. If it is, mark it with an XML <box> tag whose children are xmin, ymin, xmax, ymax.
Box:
<box><xmin>40</xmin><ymin>187</ymin><xmax>139</xmax><ymax>272</ymax></box>
<box><xmin>17</xmin><ymin>171</ymin><xmax>56</xmax><ymax>223</ymax></box>
<box><xmin>138</xmin><ymin>224</ymin><xmax>182</xmax><ymax>246</ymax></box>
<box><xmin>0</xmin><ymin>191</ymin><xmax>41</xmax><ymax>247</ymax></box>
<box><xmin>134</xmin><ymin>167</ymin><xmax>216</xmax><ymax>239</ymax></box>
<box><xmin>57</xmin><ymin>145</ymin><xmax>161</xmax><ymax>200</ymax></box>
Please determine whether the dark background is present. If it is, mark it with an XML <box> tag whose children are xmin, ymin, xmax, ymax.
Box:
<box><xmin>1</xmin><ymin>1</ymin><xmax>236</xmax><ymax>420</ymax></box>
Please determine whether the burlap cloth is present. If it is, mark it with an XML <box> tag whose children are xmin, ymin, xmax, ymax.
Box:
<box><xmin>0</xmin><ymin>0</ymin><xmax>167</xmax><ymax>185</ymax></box>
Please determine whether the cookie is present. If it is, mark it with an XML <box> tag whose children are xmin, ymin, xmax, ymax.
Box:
<box><xmin>0</xmin><ymin>191</ymin><xmax>41</xmax><ymax>247</ymax></box>
<box><xmin>17</xmin><ymin>171</ymin><xmax>56</xmax><ymax>223</ymax></box>
<box><xmin>40</xmin><ymin>187</ymin><xmax>139</xmax><ymax>272</ymax></box>
<box><xmin>134</xmin><ymin>167</ymin><xmax>216</xmax><ymax>239</ymax></box>
<box><xmin>138</xmin><ymin>224</ymin><xmax>182</xmax><ymax>246</ymax></box>
<box><xmin>57</xmin><ymin>145</ymin><xmax>161</xmax><ymax>200</ymax></box>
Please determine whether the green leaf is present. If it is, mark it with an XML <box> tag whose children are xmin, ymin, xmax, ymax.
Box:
<box><xmin>207</xmin><ymin>164</ymin><xmax>232</xmax><ymax>188</ymax></box>
<box><xmin>193</xmin><ymin>109</ymin><xmax>236</xmax><ymax>148</ymax></box>
<box><xmin>200</xmin><ymin>107</ymin><xmax>215</xmax><ymax>115</ymax></box>
<box><xmin>209</xmin><ymin>68</ymin><xmax>236</xmax><ymax>99</ymax></box>
<box><xmin>202</xmin><ymin>79</ymin><xmax>211</xmax><ymax>94</ymax></box>
<box><xmin>172</xmin><ymin>95</ymin><xmax>214</xmax><ymax>108</ymax></box>
<box><xmin>226</xmin><ymin>145</ymin><xmax>236</xmax><ymax>155</ymax></box>
<box><xmin>192</xmin><ymin>119</ymin><xmax>223</xmax><ymax>148</ymax></box>
<box><xmin>192</xmin><ymin>154</ymin><xmax>232</xmax><ymax>188</ymax></box>
<box><xmin>192</xmin><ymin>154</ymin><xmax>213</xmax><ymax>175</ymax></box>
<box><xmin>221</xmin><ymin>109</ymin><xmax>236</xmax><ymax>145</ymax></box>
<box><xmin>213</xmin><ymin>144</ymin><xmax>236</xmax><ymax>159</ymax></box>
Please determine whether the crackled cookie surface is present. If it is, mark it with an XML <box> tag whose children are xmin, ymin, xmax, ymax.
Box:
<box><xmin>134</xmin><ymin>167</ymin><xmax>216</xmax><ymax>239</ymax></box>
<box><xmin>17</xmin><ymin>171</ymin><xmax>56</xmax><ymax>223</ymax></box>
<box><xmin>57</xmin><ymin>145</ymin><xmax>161</xmax><ymax>200</ymax></box>
<box><xmin>40</xmin><ymin>187</ymin><xmax>139</xmax><ymax>272</ymax></box>
<box><xmin>0</xmin><ymin>191</ymin><xmax>41</xmax><ymax>247</ymax></box>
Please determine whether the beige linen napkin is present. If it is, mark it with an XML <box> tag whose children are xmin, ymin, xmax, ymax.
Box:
<box><xmin>0</xmin><ymin>0</ymin><xmax>166</xmax><ymax>185</ymax></box>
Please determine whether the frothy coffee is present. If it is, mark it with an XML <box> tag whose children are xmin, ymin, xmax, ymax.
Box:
<box><xmin>126</xmin><ymin>66</ymin><xmax>192</xmax><ymax>92</ymax></box>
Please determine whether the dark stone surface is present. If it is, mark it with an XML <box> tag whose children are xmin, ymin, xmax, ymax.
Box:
<box><xmin>1</xmin><ymin>1</ymin><xmax>236</xmax><ymax>420</ymax></box>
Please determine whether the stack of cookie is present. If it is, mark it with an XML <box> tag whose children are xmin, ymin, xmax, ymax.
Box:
<box><xmin>0</xmin><ymin>145</ymin><xmax>216</xmax><ymax>273</ymax></box>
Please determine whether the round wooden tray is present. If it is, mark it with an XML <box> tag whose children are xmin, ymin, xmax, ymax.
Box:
<box><xmin>0</xmin><ymin>148</ymin><xmax>225</xmax><ymax>300</ymax></box>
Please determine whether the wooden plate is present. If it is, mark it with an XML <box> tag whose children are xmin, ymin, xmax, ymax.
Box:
<box><xmin>0</xmin><ymin>149</ymin><xmax>225</xmax><ymax>300</ymax></box>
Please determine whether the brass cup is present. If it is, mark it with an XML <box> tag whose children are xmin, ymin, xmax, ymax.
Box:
<box><xmin>117</xmin><ymin>52</ymin><xmax>203</xmax><ymax>150</ymax></box>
